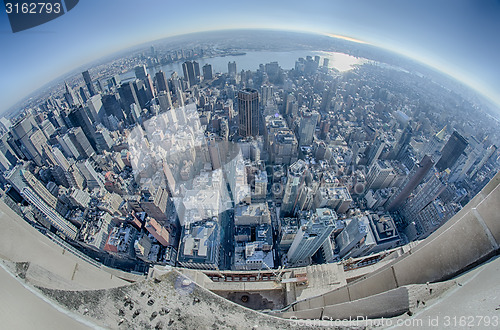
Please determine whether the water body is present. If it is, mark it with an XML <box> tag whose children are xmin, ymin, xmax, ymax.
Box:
<box><xmin>120</xmin><ymin>50</ymin><xmax>367</xmax><ymax>81</ymax></box>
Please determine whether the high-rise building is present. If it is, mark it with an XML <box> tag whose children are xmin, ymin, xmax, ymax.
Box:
<box><xmin>298</xmin><ymin>108</ymin><xmax>319</xmax><ymax>146</ymax></box>
<box><xmin>86</xmin><ymin>94</ymin><xmax>105</xmax><ymax>123</ymax></box>
<box><xmin>365</xmin><ymin>160</ymin><xmax>395</xmax><ymax>191</ymax></box>
<box><xmin>134</xmin><ymin>65</ymin><xmax>147</xmax><ymax>80</ymax></box>
<box><xmin>402</xmin><ymin>171</ymin><xmax>448</xmax><ymax>227</ymax></box>
<box><xmin>140</xmin><ymin>187</ymin><xmax>169</xmax><ymax>223</ymax></box>
<box><xmin>67</xmin><ymin>106</ymin><xmax>98</xmax><ymax>151</ymax></box>
<box><xmin>238</xmin><ymin>88</ymin><xmax>259</xmax><ymax>137</ymax></box>
<box><xmin>424</xmin><ymin>125</ymin><xmax>447</xmax><ymax>160</ymax></box>
<box><xmin>366</xmin><ymin>138</ymin><xmax>385</xmax><ymax>168</ymax></box>
<box><xmin>182</xmin><ymin>61</ymin><xmax>199</xmax><ymax>88</ymax></box>
<box><xmin>64</xmin><ymin>81</ymin><xmax>81</xmax><ymax>107</ymax></box>
<box><xmin>82</xmin><ymin>70</ymin><xmax>97</xmax><ymax>96</ymax></box>
<box><xmin>67</xmin><ymin>127</ymin><xmax>96</xmax><ymax>159</ymax></box>
<box><xmin>470</xmin><ymin>144</ymin><xmax>497</xmax><ymax>178</ymax></box>
<box><xmin>386</xmin><ymin>155</ymin><xmax>434</xmax><ymax>211</ymax></box>
<box><xmin>228</xmin><ymin>61</ymin><xmax>237</xmax><ymax>78</ymax></box>
<box><xmin>118</xmin><ymin>82</ymin><xmax>141</xmax><ymax>124</ymax></box>
<box><xmin>281</xmin><ymin>159</ymin><xmax>309</xmax><ymax>215</ymax></box>
<box><xmin>435</xmin><ymin>131</ymin><xmax>468</xmax><ymax>172</ymax></box>
<box><xmin>155</xmin><ymin>70</ymin><xmax>169</xmax><ymax>93</ymax></box>
<box><xmin>202</xmin><ymin>63</ymin><xmax>213</xmax><ymax>80</ymax></box>
<box><xmin>287</xmin><ymin>208</ymin><xmax>337</xmax><ymax>266</ymax></box>
<box><xmin>394</xmin><ymin>125</ymin><xmax>413</xmax><ymax>161</ymax></box>
<box><xmin>76</xmin><ymin>159</ymin><xmax>105</xmax><ymax>190</ymax></box>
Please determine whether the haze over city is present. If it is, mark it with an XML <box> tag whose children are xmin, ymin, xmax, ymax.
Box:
<box><xmin>1</xmin><ymin>0</ymin><xmax>500</xmax><ymax>115</ymax></box>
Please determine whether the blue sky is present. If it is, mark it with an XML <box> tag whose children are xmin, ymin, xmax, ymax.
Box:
<box><xmin>1</xmin><ymin>0</ymin><xmax>499</xmax><ymax>115</ymax></box>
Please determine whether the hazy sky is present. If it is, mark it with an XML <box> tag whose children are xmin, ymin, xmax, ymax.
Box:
<box><xmin>1</xmin><ymin>0</ymin><xmax>499</xmax><ymax>115</ymax></box>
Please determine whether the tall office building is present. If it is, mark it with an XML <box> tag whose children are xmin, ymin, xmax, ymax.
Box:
<box><xmin>157</xmin><ymin>91</ymin><xmax>172</xmax><ymax>112</ymax></box>
<box><xmin>11</xmin><ymin>115</ymin><xmax>49</xmax><ymax>167</ymax></box>
<box><xmin>470</xmin><ymin>144</ymin><xmax>497</xmax><ymax>178</ymax></box>
<box><xmin>86</xmin><ymin>94</ymin><xmax>105</xmax><ymax>123</ymax></box>
<box><xmin>228</xmin><ymin>61</ymin><xmax>237</xmax><ymax>78</ymax></box>
<box><xmin>366</xmin><ymin>138</ymin><xmax>385</xmax><ymax>168</ymax></box>
<box><xmin>281</xmin><ymin>159</ymin><xmax>309</xmax><ymax>215</ymax></box>
<box><xmin>402</xmin><ymin>171</ymin><xmax>448</xmax><ymax>225</ymax></box>
<box><xmin>365</xmin><ymin>160</ymin><xmax>395</xmax><ymax>191</ymax></box>
<box><xmin>67</xmin><ymin>127</ymin><xmax>96</xmax><ymax>159</ymax></box>
<box><xmin>155</xmin><ymin>70</ymin><xmax>169</xmax><ymax>93</ymax></box>
<box><xmin>118</xmin><ymin>82</ymin><xmax>141</xmax><ymax>124</ymax></box>
<box><xmin>298</xmin><ymin>108</ymin><xmax>319</xmax><ymax>146</ymax></box>
<box><xmin>193</xmin><ymin>61</ymin><xmax>200</xmax><ymax>80</ymax></box>
<box><xmin>287</xmin><ymin>208</ymin><xmax>337</xmax><ymax>266</ymax></box>
<box><xmin>424</xmin><ymin>125</ymin><xmax>447</xmax><ymax>159</ymax></box>
<box><xmin>202</xmin><ymin>63</ymin><xmax>213</xmax><ymax>80</ymax></box>
<box><xmin>64</xmin><ymin>82</ymin><xmax>81</xmax><ymax>107</ymax></box>
<box><xmin>134</xmin><ymin>65</ymin><xmax>147</xmax><ymax>80</ymax></box>
<box><xmin>394</xmin><ymin>125</ymin><xmax>412</xmax><ymax>161</ymax></box>
<box><xmin>82</xmin><ymin>70</ymin><xmax>97</xmax><ymax>96</ymax></box>
<box><xmin>386</xmin><ymin>155</ymin><xmax>434</xmax><ymax>211</ymax></box>
<box><xmin>182</xmin><ymin>61</ymin><xmax>199</xmax><ymax>88</ymax></box>
<box><xmin>101</xmin><ymin>94</ymin><xmax>125</xmax><ymax>122</ymax></box>
<box><xmin>67</xmin><ymin>106</ymin><xmax>98</xmax><ymax>151</ymax></box>
<box><xmin>435</xmin><ymin>131</ymin><xmax>468</xmax><ymax>172</ymax></box>
<box><xmin>238</xmin><ymin>88</ymin><xmax>259</xmax><ymax>137</ymax></box>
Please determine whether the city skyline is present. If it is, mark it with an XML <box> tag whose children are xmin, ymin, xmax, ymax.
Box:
<box><xmin>1</xmin><ymin>0</ymin><xmax>500</xmax><ymax>116</ymax></box>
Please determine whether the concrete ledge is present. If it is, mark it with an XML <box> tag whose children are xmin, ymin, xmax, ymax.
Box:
<box><xmin>322</xmin><ymin>287</ymin><xmax>409</xmax><ymax>320</ymax></box>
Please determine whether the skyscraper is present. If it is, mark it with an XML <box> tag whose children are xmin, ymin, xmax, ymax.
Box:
<box><xmin>386</xmin><ymin>155</ymin><xmax>434</xmax><ymax>211</ymax></box>
<box><xmin>281</xmin><ymin>159</ymin><xmax>309</xmax><ymax>216</ymax></box>
<box><xmin>228</xmin><ymin>61</ymin><xmax>237</xmax><ymax>78</ymax></box>
<box><xmin>134</xmin><ymin>65</ymin><xmax>147</xmax><ymax>80</ymax></box>
<box><xmin>238</xmin><ymin>88</ymin><xmax>259</xmax><ymax>137</ymax></box>
<box><xmin>394</xmin><ymin>125</ymin><xmax>412</xmax><ymax>161</ymax></box>
<box><xmin>155</xmin><ymin>70</ymin><xmax>169</xmax><ymax>93</ymax></box>
<box><xmin>182</xmin><ymin>61</ymin><xmax>199</xmax><ymax>88</ymax></box>
<box><xmin>67</xmin><ymin>127</ymin><xmax>96</xmax><ymax>159</ymax></box>
<box><xmin>202</xmin><ymin>63</ymin><xmax>213</xmax><ymax>80</ymax></box>
<box><xmin>365</xmin><ymin>160</ymin><xmax>395</xmax><ymax>191</ymax></box>
<box><xmin>287</xmin><ymin>208</ymin><xmax>337</xmax><ymax>266</ymax></box>
<box><xmin>298</xmin><ymin>108</ymin><xmax>319</xmax><ymax>146</ymax></box>
<box><xmin>118</xmin><ymin>82</ymin><xmax>141</xmax><ymax>124</ymax></box>
<box><xmin>67</xmin><ymin>106</ymin><xmax>98</xmax><ymax>151</ymax></box>
<box><xmin>366</xmin><ymin>138</ymin><xmax>385</xmax><ymax>168</ymax></box>
<box><xmin>82</xmin><ymin>70</ymin><xmax>97</xmax><ymax>96</ymax></box>
<box><xmin>435</xmin><ymin>131</ymin><xmax>468</xmax><ymax>172</ymax></box>
<box><xmin>402</xmin><ymin>171</ymin><xmax>448</xmax><ymax>225</ymax></box>
<box><xmin>64</xmin><ymin>81</ymin><xmax>81</xmax><ymax>107</ymax></box>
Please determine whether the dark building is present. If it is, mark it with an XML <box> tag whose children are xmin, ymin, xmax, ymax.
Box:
<box><xmin>435</xmin><ymin>131</ymin><xmax>468</xmax><ymax>172</ymax></box>
<box><xmin>238</xmin><ymin>88</ymin><xmax>260</xmax><ymax>137</ymax></box>
<box><xmin>386</xmin><ymin>155</ymin><xmax>434</xmax><ymax>211</ymax></box>
<box><xmin>82</xmin><ymin>70</ymin><xmax>97</xmax><ymax>96</ymax></box>
<box><xmin>228</xmin><ymin>61</ymin><xmax>237</xmax><ymax>78</ymax></box>
<box><xmin>155</xmin><ymin>71</ymin><xmax>169</xmax><ymax>93</ymax></box>
<box><xmin>182</xmin><ymin>61</ymin><xmax>199</xmax><ymax>88</ymax></box>
<box><xmin>67</xmin><ymin>106</ymin><xmax>98</xmax><ymax>151</ymax></box>
<box><xmin>134</xmin><ymin>65</ymin><xmax>147</xmax><ymax>80</ymax></box>
<box><xmin>202</xmin><ymin>63</ymin><xmax>213</xmax><ymax>80</ymax></box>
<box><xmin>118</xmin><ymin>82</ymin><xmax>141</xmax><ymax>124</ymax></box>
<box><xmin>101</xmin><ymin>94</ymin><xmax>125</xmax><ymax>122</ymax></box>
<box><xmin>395</xmin><ymin>125</ymin><xmax>412</xmax><ymax>161</ymax></box>
<box><xmin>67</xmin><ymin>127</ymin><xmax>95</xmax><ymax>159</ymax></box>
